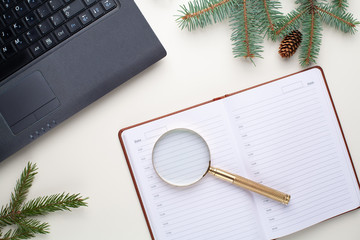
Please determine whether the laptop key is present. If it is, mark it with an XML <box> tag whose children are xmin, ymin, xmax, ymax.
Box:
<box><xmin>0</xmin><ymin>27</ymin><xmax>14</xmax><ymax>42</ymax></box>
<box><xmin>42</xmin><ymin>34</ymin><xmax>57</xmax><ymax>49</ymax></box>
<box><xmin>12</xmin><ymin>20</ymin><xmax>26</xmax><ymax>34</ymax></box>
<box><xmin>13</xmin><ymin>36</ymin><xmax>28</xmax><ymax>50</ymax></box>
<box><xmin>66</xmin><ymin>18</ymin><xmax>82</xmax><ymax>33</ymax></box>
<box><xmin>14</xmin><ymin>2</ymin><xmax>29</xmax><ymax>17</ymax></box>
<box><xmin>90</xmin><ymin>4</ymin><xmax>104</xmax><ymax>18</ymax></box>
<box><xmin>54</xmin><ymin>26</ymin><xmax>69</xmax><ymax>41</ymax></box>
<box><xmin>38</xmin><ymin>19</ymin><xmax>53</xmax><ymax>35</ymax></box>
<box><xmin>50</xmin><ymin>12</ymin><xmax>65</xmax><ymax>27</ymax></box>
<box><xmin>25</xmin><ymin>28</ymin><xmax>41</xmax><ymax>42</ymax></box>
<box><xmin>79</xmin><ymin>11</ymin><xmax>93</xmax><ymax>25</ymax></box>
<box><xmin>1</xmin><ymin>44</ymin><xmax>16</xmax><ymax>58</ymax></box>
<box><xmin>26</xmin><ymin>0</ymin><xmax>42</xmax><ymax>9</ymax></box>
<box><xmin>29</xmin><ymin>42</ymin><xmax>44</xmax><ymax>57</ymax></box>
<box><xmin>83</xmin><ymin>0</ymin><xmax>96</xmax><ymax>6</ymax></box>
<box><xmin>101</xmin><ymin>0</ymin><xmax>116</xmax><ymax>11</ymax></box>
<box><xmin>37</xmin><ymin>3</ymin><xmax>51</xmax><ymax>18</ymax></box>
<box><xmin>2</xmin><ymin>10</ymin><xmax>15</xmax><ymax>25</ymax></box>
<box><xmin>49</xmin><ymin>0</ymin><xmax>64</xmax><ymax>11</ymax></box>
<box><xmin>24</xmin><ymin>11</ymin><xmax>39</xmax><ymax>26</ymax></box>
<box><xmin>62</xmin><ymin>0</ymin><xmax>85</xmax><ymax>19</ymax></box>
<box><xmin>0</xmin><ymin>0</ymin><xmax>13</xmax><ymax>10</ymax></box>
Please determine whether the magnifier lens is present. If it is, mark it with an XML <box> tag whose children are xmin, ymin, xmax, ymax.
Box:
<box><xmin>152</xmin><ymin>129</ymin><xmax>210</xmax><ymax>186</ymax></box>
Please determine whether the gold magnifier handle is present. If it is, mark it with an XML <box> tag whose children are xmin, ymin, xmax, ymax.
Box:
<box><xmin>209</xmin><ymin>167</ymin><xmax>290</xmax><ymax>205</ymax></box>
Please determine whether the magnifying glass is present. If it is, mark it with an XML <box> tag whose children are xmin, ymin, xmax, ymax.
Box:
<box><xmin>152</xmin><ymin>128</ymin><xmax>290</xmax><ymax>205</ymax></box>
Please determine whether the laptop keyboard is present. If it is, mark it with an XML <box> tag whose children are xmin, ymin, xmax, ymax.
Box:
<box><xmin>0</xmin><ymin>0</ymin><xmax>117</xmax><ymax>83</ymax></box>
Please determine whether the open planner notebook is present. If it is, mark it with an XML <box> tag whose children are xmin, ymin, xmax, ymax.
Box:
<box><xmin>119</xmin><ymin>67</ymin><xmax>360</xmax><ymax>240</ymax></box>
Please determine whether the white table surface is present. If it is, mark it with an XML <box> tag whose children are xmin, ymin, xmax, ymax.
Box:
<box><xmin>1</xmin><ymin>1</ymin><xmax>360</xmax><ymax>239</ymax></box>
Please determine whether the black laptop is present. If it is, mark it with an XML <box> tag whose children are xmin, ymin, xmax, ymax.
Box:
<box><xmin>0</xmin><ymin>0</ymin><xmax>166</xmax><ymax>162</ymax></box>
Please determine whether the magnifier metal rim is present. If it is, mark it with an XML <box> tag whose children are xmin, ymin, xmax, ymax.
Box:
<box><xmin>152</xmin><ymin>128</ymin><xmax>211</xmax><ymax>187</ymax></box>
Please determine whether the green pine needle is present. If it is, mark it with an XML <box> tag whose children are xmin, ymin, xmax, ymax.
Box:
<box><xmin>0</xmin><ymin>162</ymin><xmax>88</xmax><ymax>240</ymax></box>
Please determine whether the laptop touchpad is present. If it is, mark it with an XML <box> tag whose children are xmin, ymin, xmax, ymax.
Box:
<box><xmin>0</xmin><ymin>71</ymin><xmax>60</xmax><ymax>134</ymax></box>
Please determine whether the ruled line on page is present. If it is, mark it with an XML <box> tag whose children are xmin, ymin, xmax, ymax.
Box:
<box><xmin>231</xmin><ymin>87</ymin><xmax>316</xmax><ymax>115</ymax></box>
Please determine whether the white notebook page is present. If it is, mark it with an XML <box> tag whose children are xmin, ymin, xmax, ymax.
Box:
<box><xmin>121</xmin><ymin>101</ymin><xmax>266</xmax><ymax>240</ymax></box>
<box><xmin>224</xmin><ymin>68</ymin><xmax>360</xmax><ymax>239</ymax></box>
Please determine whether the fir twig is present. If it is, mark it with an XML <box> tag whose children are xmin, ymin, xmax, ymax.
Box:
<box><xmin>0</xmin><ymin>162</ymin><xmax>88</xmax><ymax>240</ymax></box>
<box><xmin>177</xmin><ymin>0</ymin><xmax>236</xmax><ymax>30</ymax></box>
<box><xmin>299</xmin><ymin>8</ymin><xmax>322</xmax><ymax>66</ymax></box>
<box><xmin>331</xmin><ymin>0</ymin><xmax>348</xmax><ymax>11</ymax></box>
<box><xmin>1</xmin><ymin>219</ymin><xmax>50</xmax><ymax>240</ymax></box>
<box><xmin>230</xmin><ymin>0</ymin><xmax>264</xmax><ymax>60</ymax></box>
<box><xmin>274</xmin><ymin>9</ymin><xmax>307</xmax><ymax>38</ymax></box>
<box><xmin>17</xmin><ymin>219</ymin><xmax>50</xmax><ymax>236</ymax></box>
<box><xmin>263</xmin><ymin>0</ymin><xmax>276</xmax><ymax>31</ymax></box>
<box><xmin>316</xmin><ymin>4</ymin><xmax>359</xmax><ymax>33</ymax></box>
<box><xmin>20</xmin><ymin>193</ymin><xmax>88</xmax><ymax>217</ymax></box>
<box><xmin>10</xmin><ymin>163</ymin><xmax>38</xmax><ymax>213</ymax></box>
<box><xmin>1</xmin><ymin>163</ymin><xmax>39</xmax><ymax>228</ymax></box>
<box><xmin>2</xmin><ymin>228</ymin><xmax>35</xmax><ymax>240</ymax></box>
<box><xmin>255</xmin><ymin>0</ymin><xmax>284</xmax><ymax>39</ymax></box>
<box><xmin>0</xmin><ymin>205</ymin><xmax>13</xmax><ymax>227</ymax></box>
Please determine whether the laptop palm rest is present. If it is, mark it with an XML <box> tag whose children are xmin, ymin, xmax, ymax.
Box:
<box><xmin>0</xmin><ymin>71</ymin><xmax>60</xmax><ymax>135</ymax></box>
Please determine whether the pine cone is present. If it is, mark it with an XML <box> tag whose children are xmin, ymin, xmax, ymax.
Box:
<box><xmin>279</xmin><ymin>30</ymin><xmax>302</xmax><ymax>58</ymax></box>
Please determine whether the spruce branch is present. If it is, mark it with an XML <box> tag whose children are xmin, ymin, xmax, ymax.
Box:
<box><xmin>299</xmin><ymin>8</ymin><xmax>322</xmax><ymax>66</ymax></box>
<box><xmin>0</xmin><ymin>162</ymin><xmax>88</xmax><ymax>240</ymax></box>
<box><xmin>177</xmin><ymin>0</ymin><xmax>236</xmax><ymax>30</ymax></box>
<box><xmin>0</xmin><ymin>219</ymin><xmax>50</xmax><ymax>240</ymax></box>
<box><xmin>17</xmin><ymin>219</ymin><xmax>50</xmax><ymax>236</ymax></box>
<box><xmin>273</xmin><ymin>9</ymin><xmax>307</xmax><ymax>38</ymax></box>
<box><xmin>20</xmin><ymin>193</ymin><xmax>88</xmax><ymax>218</ymax></box>
<box><xmin>331</xmin><ymin>0</ymin><xmax>348</xmax><ymax>11</ymax></box>
<box><xmin>0</xmin><ymin>205</ymin><xmax>13</xmax><ymax>227</ymax></box>
<box><xmin>255</xmin><ymin>0</ymin><xmax>284</xmax><ymax>39</ymax></box>
<box><xmin>262</xmin><ymin>0</ymin><xmax>277</xmax><ymax>31</ymax></box>
<box><xmin>1</xmin><ymin>229</ymin><xmax>35</xmax><ymax>240</ymax></box>
<box><xmin>10</xmin><ymin>163</ymin><xmax>38</xmax><ymax>213</ymax></box>
<box><xmin>316</xmin><ymin>4</ymin><xmax>359</xmax><ymax>33</ymax></box>
<box><xmin>230</xmin><ymin>0</ymin><xmax>264</xmax><ymax>60</ymax></box>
